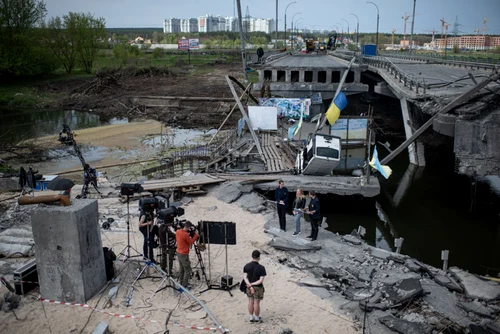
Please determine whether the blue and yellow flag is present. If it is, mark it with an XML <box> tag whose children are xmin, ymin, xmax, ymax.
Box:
<box><xmin>369</xmin><ymin>146</ymin><xmax>392</xmax><ymax>179</ymax></box>
<box><xmin>288</xmin><ymin>107</ymin><xmax>304</xmax><ymax>140</ymax></box>
<box><xmin>325</xmin><ymin>92</ymin><xmax>348</xmax><ymax>125</ymax></box>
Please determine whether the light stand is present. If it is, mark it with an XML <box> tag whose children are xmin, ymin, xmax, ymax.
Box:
<box><xmin>199</xmin><ymin>222</ymin><xmax>238</xmax><ymax>297</ymax></box>
<box><xmin>117</xmin><ymin>194</ymin><xmax>143</xmax><ymax>262</ymax></box>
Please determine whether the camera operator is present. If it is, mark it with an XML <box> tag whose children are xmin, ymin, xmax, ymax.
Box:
<box><xmin>139</xmin><ymin>210</ymin><xmax>158</xmax><ymax>263</ymax></box>
<box><xmin>158</xmin><ymin>217</ymin><xmax>177</xmax><ymax>276</ymax></box>
<box><xmin>175</xmin><ymin>221</ymin><xmax>198</xmax><ymax>289</ymax></box>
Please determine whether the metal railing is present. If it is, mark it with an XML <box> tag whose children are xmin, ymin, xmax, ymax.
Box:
<box><xmin>141</xmin><ymin>129</ymin><xmax>238</xmax><ymax>177</ymax></box>
<box><xmin>333</xmin><ymin>51</ymin><xmax>429</xmax><ymax>95</ymax></box>
<box><xmin>381</xmin><ymin>51</ymin><xmax>500</xmax><ymax>68</ymax></box>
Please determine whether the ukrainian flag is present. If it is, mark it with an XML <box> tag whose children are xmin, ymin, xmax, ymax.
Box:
<box><xmin>369</xmin><ymin>146</ymin><xmax>392</xmax><ymax>179</ymax></box>
<box><xmin>325</xmin><ymin>92</ymin><xmax>348</xmax><ymax>125</ymax></box>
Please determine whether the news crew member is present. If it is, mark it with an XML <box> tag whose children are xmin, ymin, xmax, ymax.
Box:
<box><xmin>175</xmin><ymin>221</ymin><xmax>199</xmax><ymax>289</ymax></box>
<box><xmin>139</xmin><ymin>211</ymin><xmax>158</xmax><ymax>263</ymax></box>
<box><xmin>159</xmin><ymin>218</ymin><xmax>176</xmax><ymax>276</ymax></box>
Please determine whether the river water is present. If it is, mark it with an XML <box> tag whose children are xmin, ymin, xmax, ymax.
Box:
<box><xmin>2</xmin><ymin>108</ymin><xmax>499</xmax><ymax>276</ymax></box>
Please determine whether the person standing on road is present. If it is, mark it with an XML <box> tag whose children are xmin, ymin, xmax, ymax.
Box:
<box><xmin>275</xmin><ymin>180</ymin><xmax>289</xmax><ymax>231</ymax></box>
<box><xmin>306</xmin><ymin>190</ymin><xmax>321</xmax><ymax>241</ymax></box>
<box><xmin>292</xmin><ymin>188</ymin><xmax>306</xmax><ymax>236</ymax></box>
<box><xmin>176</xmin><ymin>221</ymin><xmax>199</xmax><ymax>289</ymax></box>
<box><xmin>243</xmin><ymin>250</ymin><xmax>267</xmax><ymax>323</ymax></box>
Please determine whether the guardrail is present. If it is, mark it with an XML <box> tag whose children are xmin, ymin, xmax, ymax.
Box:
<box><xmin>382</xmin><ymin>51</ymin><xmax>500</xmax><ymax>66</ymax></box>
<box><xmin>334</xmin><ymin>51</ymin><xmax>429</xmax><ymax>95</ymax></box>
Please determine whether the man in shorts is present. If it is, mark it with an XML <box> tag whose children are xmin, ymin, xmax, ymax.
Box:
<box><xmin>243</xmin><ymin>250</ymin><xmax>267</xmax><ymax>323</ymax></box>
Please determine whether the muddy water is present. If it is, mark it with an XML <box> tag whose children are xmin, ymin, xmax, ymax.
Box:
<box><xmin>312</xmin><ymin>149</ymin><xmax>500</xmax><ymax>276</ymax></box>
<box><xmin>0</xmin><ymin>108</ymin><xmax>127</xmax><ymax>143</ymax></box>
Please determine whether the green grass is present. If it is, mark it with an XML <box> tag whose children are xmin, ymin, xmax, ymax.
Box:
<box><xmin>0</xmin><ymin>83</ymin><xmax>64</xmax><ymax>107</ymax></box>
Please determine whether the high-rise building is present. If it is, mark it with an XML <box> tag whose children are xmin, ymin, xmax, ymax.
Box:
<box><xmin>163</xmin><ymin>18</ymin><xmax>181</xmax><ymax>33</ymax></box>
<box><xmin>249</xmin><ymin>18</ymin><xmax>275</xmax><ymax>34</ymax></box>
<box><xmin>180</xmin><ymin>18</ymin><xmax>198</xmax><ymax>33</ymax></box>
<box><xmin>198</xmin><ymin>15</ymin><xmax>221</xmax><ymax>32</ymax></box>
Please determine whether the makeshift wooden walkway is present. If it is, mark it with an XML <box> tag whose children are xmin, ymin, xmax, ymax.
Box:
<box><xmin>261</xmin><ymin>133</ymin><xmax>294</xmax><ymax>172</ymax></box>
<box><xmin>140</xmin><ymin>174</ymin><xmax>225</xmax><ymax>192</ymax></box>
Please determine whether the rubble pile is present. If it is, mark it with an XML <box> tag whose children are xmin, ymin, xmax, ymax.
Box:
<box><xmin>0</xmin><ymin>205</ymin><xmax>36</xmax><ymax>258</ymax></box>
<box><xmin>265</xmin><ymin>212</ymin><xmax>500</xmax><ymax>333</ymax></box>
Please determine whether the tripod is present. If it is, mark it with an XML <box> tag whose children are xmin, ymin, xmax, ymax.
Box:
<box><xmin>117</xmin><ymin>195</ymin><xmax>143</xmax><ymax>262</ymax></box>
<box><xmin>133</xmin><ymin>216</ymin><xmax>164</xmax><ymax>285</ymax></box>
<box><xmin>199</xmin><ymin>223</ymin><xmax>238</xmax><ymax>297</ymax></box>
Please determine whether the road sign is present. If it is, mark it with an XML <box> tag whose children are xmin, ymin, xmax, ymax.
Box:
<box><xmin>178</xmin><ymin>39</ymin><xmax>189</xmax><ymax>50</ymax></box>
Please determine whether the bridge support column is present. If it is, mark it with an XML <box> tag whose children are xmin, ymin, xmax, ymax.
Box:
<box><xmin>285</xmin><ymin>70</ymin><xmax>291</xmax><ymax>83</ymax></box>
<box><xmin>299</xmin><ymin>70</ymin><xmax>305</xmax><ymax>83</ymax></box>
<box><xmin>326</xmin><ymin>71</ymin><xmax>332</xmax><ymax>83</ymax></box>
<box><xmin>400</xmin><ymin>98</ymin><xmax>425</xmax><ymax>166</ymax></box>
<box><xmin>312</xmin><ymin>71</ymin><xmax>318</xmax><ymax>83</ymax></box>
<box><xmin>258</xmin><ymin>70</ymin><xmax>264</xmax><ymax>82</ymax></box>
<box><xmin>354</xmin><ymin>71</ymin><xmax>361</xmax><ymax>83</ymax></box>
<box><xmin>271</xmin><ymin>70</ymin><xmax>278</xmax><ymax>82</ymax></box>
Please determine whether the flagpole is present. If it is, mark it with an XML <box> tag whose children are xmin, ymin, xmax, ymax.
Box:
<box><xmin>315</xmin><ymin>57</ymin><xmax>356</xmax><ymax>134</ymax></box>
<box><xmin>366</xmin><ymin>105</ymin><xmax>372</xmax><ymax>183</ymax></box>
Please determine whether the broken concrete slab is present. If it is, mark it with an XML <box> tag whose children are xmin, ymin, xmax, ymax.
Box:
<box><xmin>269</xmin><ymin>238</ymin><xmax>321</xmax><ymax>252</ymax></box>
<box><xmin>379</xmin><ymin>315</ymin><xmax>427</xmax><ymax>334</ymax></box>
<box><xmin>450</xmin><ymin>267</ymin><xmax>500</xmax><ymax>302</ymax></box>
<box><xmin>235</xmin><ymin>192</ymin><xmax>266</xmax><ymax>213</ymax></box>
<box><xmin>366</xmin><ymin>246</ymin><xmax>406</xmax><ymax>262</ymax></box>
<box><xmin>92</xmin><ymin>321</ymin><xmax>109</xmax><ymax>334</ymax></box>
<box><xmin>458</xmin><ymin>301</ymin><xmax>494</xmax><ymax>319</ymax></box>
<box><xmin>358</xmin><ymin>267</ymin><xmax>376</xmax><ymax>282</ymax></box>
<box><xmin>434</xmin><ymin>274</ymin><xmax>463</xmax><ymax>293</ymax></box>
<box><xmin>422</xmin><ymin>278</ymin><xmax>471</xmax><ymax>328</ymax></box>
<box><xmin>344</xmin><ymin>287</ymin><xmax>374</xmax><ymax>301</ymax></box>
<box><xmin>405</xmin><ymin>259</ymin><xmax>427</xmax><ymax>273</ymax></box>
<box><xmin>342</xmin><ymin>235</ymin><xmax>362</xmax><ymax>245</ymax></box>
<box><xmin>216</xmin><ymin>182</ymin><xmax>242</xmax><ymax>203</ymax></box>
<box><xmin>382</xmin><ymin>278</ymin><xmax>423</xmax><ymax>307</ymax></box>
<box><xmin>299</xmin><ymin>278</ymin><xmax>329</xmax><ymax>288</ymax></box>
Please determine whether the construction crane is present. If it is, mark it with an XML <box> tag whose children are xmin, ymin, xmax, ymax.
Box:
<box><xmin>424</xmin><ymin>28</ymin><xmax>438</xmax><ymax>42</ymax></box>
<box><xmin>402</xmin><ymin>12</ymin><xmax>410</xmax><ymax>41</ymax></box>
<box><xmin>440</xmin><ymin>18</ymin><xmax>447</xmax><ymax>40</ymax></box>
<box><xmin>391</xmin><ymin>29</ymin><xmax>396</xmax><ymax>45</ymax></box>
<box><xmin>482</xmin><ymin>17</ymin><xmax>490</xmax><ymax>36</ymax></box>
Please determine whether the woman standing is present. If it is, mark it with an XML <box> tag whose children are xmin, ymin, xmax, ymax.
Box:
<box><xmin>292</xmin><ymin>189</ymin><xmax>306</xmax><ymax>236</ymax></box>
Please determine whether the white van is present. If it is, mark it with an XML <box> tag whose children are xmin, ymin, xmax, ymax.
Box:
<box><xmin>296</xmin><ymin>134</ymin><xmax>342</xmax><ymax>176</ymax></box>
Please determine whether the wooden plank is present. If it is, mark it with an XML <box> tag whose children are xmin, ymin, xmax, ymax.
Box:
<box><xmin>225</xmin><ymin>76</ymin><xmax>264</xmax><ymax>159</ymax></box>
<box><xmin>381</xmin><ymin>72</ymin><xmax>500</xmax><ymax>165</ymax></box>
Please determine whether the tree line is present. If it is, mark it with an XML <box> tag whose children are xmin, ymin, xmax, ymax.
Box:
<box><xmin>0</xmin><ymin>0</ymin><xmax>105</xmax><ymax>78</ymax></box>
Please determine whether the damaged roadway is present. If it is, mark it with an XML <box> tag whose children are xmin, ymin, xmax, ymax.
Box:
<box><xmin>2</xmin><ymin>180</ymin><xmax>500</xmax><ymax>333</ymax></box>
<box><xmin>213</xmin><ymin>181</ymin><xmax>500</xmax><ymax>333</ymax></box>
<box><xmin>212</xmin><ymin>181</ymin><xmax>500</xmax><ymax>333</ymax></box>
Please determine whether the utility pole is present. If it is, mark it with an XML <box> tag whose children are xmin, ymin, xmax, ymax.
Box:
<box><xmin>284</xmin><ymin>2</ymin><xmax>297</xmax><ymax>51</ymax></box>
<box><xmin>236</xmin><ymin>0</ymin><xmax>248</xmax><ymax>82</ymax></box>
<box><xmin>367</xmin><ymin>1</ymin><xmax>379</xmax><ymax>55</ymax></box>
<box><xmin>350</xmin><ymin>13</ymin><xmax>359</xmax><ymax>47</ymax></box>
<box><xmin>409</xmin><ymin>0</ymin><xmax>417</xmax><ymax>53</ymax></box>
<box><xmin>275</xmin><ymin>0</ymin><xmax>279</xmax><ymax>49</ymax></box>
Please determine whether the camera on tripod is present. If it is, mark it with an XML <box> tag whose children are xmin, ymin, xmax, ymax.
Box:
<box><xmin>121</xmin><ymin>183</ymin><xmax>144</xmax><ymax>196</ymax></box>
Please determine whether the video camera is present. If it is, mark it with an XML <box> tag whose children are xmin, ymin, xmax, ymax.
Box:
<box><xmin>158</xmin><ymin>205</ymin><xmax>185</xmax><ymax>222</ymax></box>
<box><xmin>120</xmin><ymin>183</ymin><xmax>144</xmax><ymax>196</ymax></box>
<box><xmin>139</xmin><ymin>197</ymin><xmax>159</xmax><ymax>212</ymax></box>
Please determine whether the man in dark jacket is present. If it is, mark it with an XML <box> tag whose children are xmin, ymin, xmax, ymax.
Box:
<box><xmin>275</xmin><ymin>180</ymin><xmax>289</xmax><ymax>231</ymax></box>
<box><xmin>306</xmin><ymin>190</ymin><xmax>321</xmax><ymax>240</ymax></box>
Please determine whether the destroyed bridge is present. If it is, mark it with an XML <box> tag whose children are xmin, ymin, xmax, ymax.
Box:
<box><xmin>255</xmin><ymin>51</ymin><xmax>500</xmax><ymax>176</ymax></box>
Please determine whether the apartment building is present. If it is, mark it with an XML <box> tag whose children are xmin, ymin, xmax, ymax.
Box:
<box><xmin>180</xmin><ymin>18</ymin><xmax>198</xmax><ymax>33</ymax></box>
<box><xmin>163</xmin><ymin>18</ymin><xmax>181</xmax><ymax>33</ymax></box>
<box><xmin>434</xmin><ymin>35</ymin><xmax>500</xmax><ymax>50</ymax></box>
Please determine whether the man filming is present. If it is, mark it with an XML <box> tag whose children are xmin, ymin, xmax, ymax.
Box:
<box><xmin>159</xmin><ymin>217</ymin><xmax>177</xmax><ymax>276</ymax></box>
<box><xmin>175</xmin><ymin>221</ymin><xmax>199</xmax><ymax>289</ymax></box>
<box><xmin>139</xmin><ymin>210</ymin><xmax>158</xmax><ymax>263</ymax></box>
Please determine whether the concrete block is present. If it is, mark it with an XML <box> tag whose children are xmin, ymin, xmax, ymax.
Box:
<box><xmin>31</xmin><ymin>199</ymin><xmax>106</xmax><ymax>303</ymax></box>
<box><xmin>92</xmin><ymin>321</ymin><xmax>109</xmax><ymax>334</ymax></box>
<box><xmin>0</xmin><ymin>178</ymin><xmax>19</xmax><ymax>191</ymax></box>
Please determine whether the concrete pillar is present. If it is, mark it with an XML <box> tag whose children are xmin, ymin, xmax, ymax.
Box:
<box><xmin>400</xmin><ymin>98</ymin><xmax>419</xmax><ymax>166</ymax></box>
<box><xmin>271</xmin><ymin>70</ymin><xmax>278</xmax><ymax>82</ymax></box>
<box><xmin>326</xmin><ymin>71</ymin><xmax>332</xmax><ymax>84</ymax></box>
<box><xmin>31</xmin><ymin>199</ymin><xmax>106</xmax><ymax>303</ymax></box>
<box><xmin>299</xmin><ymin>70</ymin><xmax>305</xmax><ymax>83</ymax></box>
<box><xmin>354</xmin><ymin>70</ymin><xmax>361</xmax><ymax>83</ymax></box>
<box><xmin>312</xmin><ymin>71</ymin><xmax>318</xmax><ymax>83</ymax></box>
<box><xmin>258</xmin><ymin>70</ymin><xmax>264</xmax><ymax>82</ymax></box>
<box><xmin>285</xmin><ymin>70</ymin><xmax>291</xmax><ymax>83</ymax></box>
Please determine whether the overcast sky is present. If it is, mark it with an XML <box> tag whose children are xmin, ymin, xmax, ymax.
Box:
<box><xmin>43</xmin><ymin>0</ymin><xmax>500</xmax><ymax>35</ymax></box>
